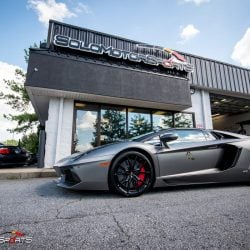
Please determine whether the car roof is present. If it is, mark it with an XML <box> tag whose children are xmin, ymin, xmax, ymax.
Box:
<box><xmin>132</xmin><ymin>128</ymin><xmax>206</xmax><ymax>142</ymax></box>
<box><xmin>133</xmin><ymin>128</ymin><xmax>248</xmax><ymax>142</ymax></box>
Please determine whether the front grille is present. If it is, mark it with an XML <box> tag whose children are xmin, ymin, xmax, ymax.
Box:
<box><xmin>61</xmin><ymin>168</ymin><xmax>81</xmax><ymax>185</ymax></box>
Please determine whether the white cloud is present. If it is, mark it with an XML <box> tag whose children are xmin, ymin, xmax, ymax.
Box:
<box><xmin>27</xmin><ymin>0</ymin><xmax>76</xmax><ymax>27</ymax></box>
<box><xmin>0</xmin><ymin>62</ymin><xmax>23</xmax><ymax>142</ymax></box>
<box><xmin>231</xmin><ymin>28</ymin><xmax>250</xmax><ymax>68</ymax></box>
<box><xmin>0</xmin><ymin>114</ymin><xmax>22</xmax><ymax>143</ymax></box>
<box><xmin>74</xmin><ymin>2</ymin><xmax>92</xmax><ymax>14</ymax></box>
<box><xmin>0</xmin><ymin>62</ymin><xmax>20</xmax><ymax>79</ymax></box>
<box><xmin>179</xmin><ymin>24</ymin><xmax>200</xmax><ymax>43</ymax></box>
<box><xmin>77</xmin><ymin>111</ymin><xmax>96</xmax><ymax>130</ymax></box>
<box><xmin>0</xmin><ymin>61</ymin><xmax>23</xmax><ymax>101</ymax></box>
<box><xmin>183</xmin><ymin>0</ymin><xmax>210</xmax><ymax>5</ymax></box>
<box><xmin>75</xmin><ymin>143</ymin><xmax>93</xmax><ymax>152</ymax></box>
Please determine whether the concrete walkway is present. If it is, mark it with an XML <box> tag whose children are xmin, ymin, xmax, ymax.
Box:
<box><xmin>0</xmin><ymin>167</ymin><xmax>56</xmax><ymax>180</ymax></box>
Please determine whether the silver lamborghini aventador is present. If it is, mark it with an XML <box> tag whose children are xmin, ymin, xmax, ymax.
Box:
<box><xmin>54</xmin><ymin>128</ymin><xmax>250</xmax><ymax>197</ymax></box>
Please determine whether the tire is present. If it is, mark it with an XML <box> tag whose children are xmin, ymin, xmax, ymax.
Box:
<box><xmin>109</xmin><ymin>151</ymin><xmax>155</xmax><ymax>197</ymax></box>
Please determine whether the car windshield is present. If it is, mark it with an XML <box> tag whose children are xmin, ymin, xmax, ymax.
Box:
<box><xmin>130</xmin><ymin>131</ymin><xmax>158</xmax><ymax>142</ymax></box>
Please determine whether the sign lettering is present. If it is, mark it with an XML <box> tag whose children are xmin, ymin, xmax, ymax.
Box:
<box><xmin>53</xmin><ymin>35</ymin><xmax>194</xmax><ymax>73</ymax></box>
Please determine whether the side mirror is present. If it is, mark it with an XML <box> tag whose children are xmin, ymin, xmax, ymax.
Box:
<box><xmin>160</xmin><ymin>133</ymin><xmax>178</xmax><ymax>147</ymax></box>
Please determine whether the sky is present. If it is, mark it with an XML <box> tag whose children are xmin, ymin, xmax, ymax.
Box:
<box><xmin>0</xmin><ymin>0</ymin><xmax>250</xmax><ymax>142</ymax></box>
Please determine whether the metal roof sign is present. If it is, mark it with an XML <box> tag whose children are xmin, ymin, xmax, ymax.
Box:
<box><xmin>53</xmin><ymin>34</ymin><xmax>194</xmax><ymax>73</ymax></box>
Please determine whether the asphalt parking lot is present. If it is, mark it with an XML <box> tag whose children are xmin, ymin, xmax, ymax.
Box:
<box><xmin>0</xmin><ymin>178</ymin><xmax>249</xmax><ymax>249</ymax></box>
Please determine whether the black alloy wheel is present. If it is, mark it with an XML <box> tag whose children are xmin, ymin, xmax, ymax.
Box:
<box><xmin>109</xmin><ymin>151</ymin><xmax>154</xmax><ymax>197</ymax></box>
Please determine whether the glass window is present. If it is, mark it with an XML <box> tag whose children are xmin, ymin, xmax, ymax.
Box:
<box><xmin>168</xmin><ymin>129</ymin><xmax>206</xmax><ymax>146</ymax></box>
<box><xmin>74</xmin><ymin>105</ymin><xmax>98</xmax><ymax>152</ymax></box>
<box><xmin>73</xmin><ymin>102</ymin><xmax>196</xmax><ymax>151</ymax></box>
<box><xmin>128</xmin><ymin>108</ymin><xmax>151</xmax><ymax>138</ymax></box>
<box><xmin>174</xmin><ymin>113</ymin><xmax>194</xmax><ymax>128</ymax></box>
<box><xmin>152</xmin><ymin>111</ymin><xmax>173</xmax><ymax>130</ymax></box>
<box><xmin>100</xmin><ymin>106</ymin><xmax>126</xmax><ymax>145</ymax></box>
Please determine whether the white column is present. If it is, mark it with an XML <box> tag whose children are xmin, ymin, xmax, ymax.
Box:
<box><xmin>184</xmin><ymin>89</ymin><xmax>213</xmax><ymax>129</ymax></box>
<box><xmin>55</xmin><ymin>99</ymin><xmax>74</xmax><ymax>162</ymax></box>
<box><xmin>44</xmin><ymin>98</ymin><xmax>60</xmax><ymax>168</ymax></box>
<box><xmin>55</xmin><ymin>98</ymin><xmax>64</xmax><ymax>163</ymax></box>
<box><xmin>44</xmin><ymin>98</ymin><xmax>74</xmax><ymax>168</ymax></box>
<box><xmin>201</xmin><ymin>90</ymin><xmax>213</xmax><ymax>129</ymax></box>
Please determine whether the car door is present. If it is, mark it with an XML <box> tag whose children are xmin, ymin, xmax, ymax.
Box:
<box><xmin>157</xmin><ymin>129</ymin><xmax>224</xmax><ymax>180</ymax></box>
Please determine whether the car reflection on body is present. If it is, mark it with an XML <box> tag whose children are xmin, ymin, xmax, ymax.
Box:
<box><xmin>54</xmin><ymin>128</ymin><xmax>250</xmax><ymax>197</ymax></box>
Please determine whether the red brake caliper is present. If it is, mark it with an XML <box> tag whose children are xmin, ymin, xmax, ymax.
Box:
<box><xmin>136</xmin><ymin>165</ymin><xmax>146</xmax><ymax>187</ymax></box>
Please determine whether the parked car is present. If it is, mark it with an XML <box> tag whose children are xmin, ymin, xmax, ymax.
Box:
<box><xmin>0</xmin><ymin>144</ymin><xmax>36</xmax><ymax>167</ymax></box>
<box><xmin>54</xmin><ymin>128</ymin><xmax>250</xmax><ymax>197</ymax></box>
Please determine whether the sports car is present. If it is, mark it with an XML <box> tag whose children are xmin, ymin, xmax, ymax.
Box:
<box><xmin>54</xmin><ymin>128</ymin><xmax>250</xmax><ymax>197</ymax></box>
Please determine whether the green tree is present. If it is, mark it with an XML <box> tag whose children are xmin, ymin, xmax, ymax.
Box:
<box><xmin>174</xmin><ymin>113</ymin><xmax>193</xmax><ymax>128</ymax></box>
<box><xmin>0</xmin><ymin>45</ymin><xmax>40</xmax><ymax>153</ymax></box>
<box><xmin>161</xmin><ymin>115</ymin><xmax>174</xmax><ymax>128</ymax></box>
<box><xmin>3</xmin><ymin>139</ymin><xmax>18</xmax><ymax>146</ymax></box>
<box><xmin>20</xmin><ymin>133</ymin><xmax>39</xmax><ymax>153</ymax></box>
<box><xmin>100</xmin><ymin>110</ymin><xmax>126</xmax><ymax>144</ymax></box>
<box><xmin>91</xmin><ymin>110</ymin><xmax>126</xmax><ymax>146</ymax></box>
<box><xmin>0</xmin><ymin>69</ymin><xmax>38</xmax><ymax>134</ymax></box>
<box><xmin>129</xmin><ymin>114</ymin><xmax>152</xmax><ymax>137</ymax></box>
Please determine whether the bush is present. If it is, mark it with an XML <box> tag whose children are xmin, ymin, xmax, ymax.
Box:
<box><xmin>20</xmin><ymin>133</ymin><xmax>39</xmax><ymax>153</ymax></box>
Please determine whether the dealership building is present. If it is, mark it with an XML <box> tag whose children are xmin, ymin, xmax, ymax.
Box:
<box><xmin>25</xmin><ymin>20</ymin><xmax>250</xmax><ymax>168</ymax></box>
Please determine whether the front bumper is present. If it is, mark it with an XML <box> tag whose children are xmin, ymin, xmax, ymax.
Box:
<box><xmin>54</xmin><ymin>161</ymin><xmax>110</xmax><ymax>191</ymax></box>
<box><xmin>54</xmin><ymin>166</ymin><xmax>81</xmax><ymax>186</ymax></box>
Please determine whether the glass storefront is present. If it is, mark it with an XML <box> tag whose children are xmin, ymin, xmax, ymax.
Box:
<box><xmin>152</xmin><ymin>111</ymin><xmax>173</xmax><ymax>130</ymax></box>
<box><xmin>74</xmin><ymin>104</ymin><xmax>98</xmax><ymax>152</ymax></box>
<box><xmin>73</xmin><ymin>102</ymin><xmax>195</xmax><ymax>152</ymax></box>
<box><xmin>128</xmin><ymin>108</ymin><xmax>151</xmax><ymax>138</ymax></box>
<box><xmin>100</xmin><ymin>106</ymin><xmax>126</xmax><ymax>145</ymax></box>
<box><xmin>174</xmin><ymin>113</ymin><xmax>194</xmax><ymax>128</ymax></box>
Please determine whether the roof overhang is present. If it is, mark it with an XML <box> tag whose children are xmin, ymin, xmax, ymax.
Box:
<box><xmin>25</xmin><ymin>50</ymin><xmax>192</xmax><ymax>124</ymax></box>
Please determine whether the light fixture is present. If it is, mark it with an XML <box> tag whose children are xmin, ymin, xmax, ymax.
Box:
<box><xmin>75</xmin><ymin>103</ymin><xmax>86</xmax><ymax>107</ymax></box>
<box><xmin>190</xmin><ymin>88</ymin><xmax>195</xmax><ymax>95</ymax></box>
<box><xmin>214</xmin><ymin>101</ymin><xmax>220</xmax><ymax>105</ymax></box>
<box><xmin>212</xmin><ymin>113</ymin><xmax>221</xmax><ymax>117</ymax></box>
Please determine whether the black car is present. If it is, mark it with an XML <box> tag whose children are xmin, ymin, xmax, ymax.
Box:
<box><xmin>0</xmin><ymin>144</ymin><xmax>33</xmax><ymax>167</ymax></box>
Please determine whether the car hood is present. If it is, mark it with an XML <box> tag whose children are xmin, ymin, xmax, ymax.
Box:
<box><xmin>55</xmin><ymin>141</ymin><xmax>155</xmax><ymax>167</ymax></box>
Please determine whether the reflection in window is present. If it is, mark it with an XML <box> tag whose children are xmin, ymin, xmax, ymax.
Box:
<box><xmin>152</xmin><ymin>111</ymin><xmax>173</xmax><ymax>130</ymax></box>
<box><xmin>100</xmin><ymin>107</ymin><xmax>126</xmax><ymax>145</ymax></box>
<box><xmin>74</xmin><ymin>105</ymin><xmax>98</xmax><ymax>152</ymax></box>
<box><xmin>128</xmin><ymin>109</ymin><xmax>151</xmax><ymax>138</ymax></box>
<box><xmin>174</xmin><ymin>113</ymin><xmax>193</xmax><ymax>128</ymax></box>
<box><xmin>73</xmin><ymin>102</ymin><xmax>195</xmax><ymax>151</ymax></box>
<box><xmin>168</xmin><ymin>129</ymin><xmax>206</xmax><ymax>146</ymax></box>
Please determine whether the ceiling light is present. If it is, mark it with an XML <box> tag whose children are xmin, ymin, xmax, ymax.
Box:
<box><xmin>75</xmin><ymin>103</ymin><xmax>86</xmax><ymax>107</ymax></box>
<box><xmin>212</xmin><ymin>113</ymin><xmax>220</xmax><ymax>117</ymax></box>
<box><xmin>214</xmin><ymin>101</ymin><xmax>220</xmax><ymax>105</ymax></box>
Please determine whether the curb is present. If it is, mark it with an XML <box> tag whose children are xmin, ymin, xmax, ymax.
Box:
<box><xmin>0</xmin><ymin>168</ymin><xmax>57</xmax><ymax>180</ymax></box>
